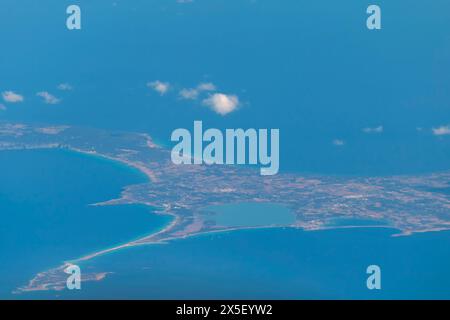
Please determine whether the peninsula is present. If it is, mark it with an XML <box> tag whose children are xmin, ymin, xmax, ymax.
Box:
<box><xmin>1</xmin><ymin>122</ymin><xmax>449</xmax><ymax>292</ymax></box>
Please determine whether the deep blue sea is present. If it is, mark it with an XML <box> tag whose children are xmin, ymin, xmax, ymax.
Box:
<box><xmin>1</xmin><ymin>0</ymin><xmax>450</xmax><ymax>299</ymax></box>
<box><xmin>24</xmin><ymin>228</ymin><xmax>450</xmax><ymax>300</ymax></box>
<box><xmin>1</xmin><ymin>147</ymin><xmax>450</xmax><ymax>300</ymax></box>
<box><xmin>0</xmin><ymin>149</ymin><xmax>171</xmax><ymax>298</ymax></box>
<box><xmin>1</xmin><ymin>0</ymin><xmax>450</xmax><ymax>175</ymax></box>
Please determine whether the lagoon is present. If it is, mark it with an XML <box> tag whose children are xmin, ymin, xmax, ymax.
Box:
<box><xmin>204</xmin><ymin>202</ymin><xmax>295</xmax><ymax>228</ymax></box>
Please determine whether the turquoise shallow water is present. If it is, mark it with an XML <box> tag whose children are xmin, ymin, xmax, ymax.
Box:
<box><xmin>0</xmin><ymin>149</ymin><xmax>171</xmax><ymax>298</ymax></box>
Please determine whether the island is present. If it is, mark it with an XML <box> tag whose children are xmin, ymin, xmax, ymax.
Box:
<box><xmin>1</xmin><ymin>122</ymin><xmax>449</xmax><ymax>292</ymax></box>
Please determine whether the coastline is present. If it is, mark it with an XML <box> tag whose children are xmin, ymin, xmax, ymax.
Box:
<box><xmin>0</xmin><ymin>146</ymin><xmax>174</xmax><ymax>294</ymax></box>
<box><xmin>1</xmin><ymin>132</ymin><xmax>449</xmax><ymax>294</ymax></box>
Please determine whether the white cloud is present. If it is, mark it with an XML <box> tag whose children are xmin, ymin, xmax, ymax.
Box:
<box><xmin>179</xmin><ymin>82</ymin><xmax>217</xmax><ymax>100</ymax></box>
<box><xmin>197</xmin><ymin>82</ymin><xmax>216</xmax><ymax>91</ymax></box>
<box><xmin>37</xmin><ymin>91</ymin><xmax>61</xmax><ymax>104</ymax></box>
<box><xmin>432</xmin><ymin>125</ymin><xmax>450</xmax><ymax>136</ymax></box>
<box><xmin>0</xmin><ymin>103</ymin><xmax>6</xmax><ymax>111</ymax></box>
<box><xmin>147</xmin><ymin>80</ymin><xmax>170</xmax><ymax>95</ymax></box>
<box><xmin>333</xmin><ymin>139</ymin><xmax>345</xmax><ymax>146</ymax></box>
<box><xmin>202</xmin><ymin>93</ymin><xmax>239</xmax><ymax>115</ymax></box>
<box><xmin>150</xmin><ymin>80</ymin><xmax>239</xmax><ymax>115</ymax></box>
<box><xmin>2</xmin><ymin>91</ymin><xmax>24</xmax><ymax>103</ymax></box>
<box><xmin>362</xmin><ymin>125</ymin><xmax>383</xmax><ymax>134</ymax></box>
<box><xmin>57</xmin><ymin>83</ymin><xmax>73</xmax><ymax>91</ymax></box>
<box><xmin>179</xmin><ymin>88</ymin><xmax>199</xmax><ymax>100</ymax></box>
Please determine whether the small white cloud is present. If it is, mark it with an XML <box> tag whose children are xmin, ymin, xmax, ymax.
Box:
<box><xmin>432</xmin><ymin>125</ymin><xmax>450</xmax><ymax>136</ymax></box>
<box><xmin>57</xmin><ymin>83</ymin><xmax>73</xmax><ymax>91</ymax></box>
<box><xmin>333</xmin><ymin>139</ymin><xmax>345</xmax><ymax>146</ymax></box>
<box><xmin>179</xmin><ymin>82</ymin><xmax>217</xmax><ymax>100</ymax></box>
<box><xmin>179</xmin><ymin>88</ymin><xmax>199</xmax><ymax>100</ymax></box>
<box><xmin>363</xmin><ymin>125</ymin><xmax>383</xmax><ymax>134</ymax></box>
<box><xmin>2</xmin><ymin>91</ymin><xmax>24</xmax><ymax>103</ymax></box>
<box><xmin>197</xmin><ymin>82</ymin><xmax>216</xmax><ymax>91</ymax></box>
<box><xmin>37</xmin><ymin>91</ymin><xmax>61</xmax><ymax>104</ymax></box>
<box><xmin>147</xmin><ymin>80</ymin><xmax>170</xmax><ymax>95</ymax></box>
<box><xmin>0</xmin><ymin>103</ymin><xmax>6</xmax><ymax>111</ymax></box>
<box><xmin>202</xmin><ymin>93</ymin><xmax>239</xmax><ymax>115</ymax></box>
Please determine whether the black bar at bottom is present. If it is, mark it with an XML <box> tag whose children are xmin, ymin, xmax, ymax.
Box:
<box><xmin>0</xmin><ymin>300</ymin><xmax>445</xmax><ymax>318</ymax></box>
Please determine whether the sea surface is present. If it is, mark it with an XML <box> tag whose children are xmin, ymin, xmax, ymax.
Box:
<box><xmin>1</xmin><ymin>148</ymin><xmax>450</xmax><ymax>300</ymax></box>
<box><xmin>1</xmin><ymin>0</ymin><xmax>450</xmax><ymax>176</ymax></box>
<box><xmin>1</xmin><ymin>0</ymin><xmax>450</xmax><ymax>299</ymax></box>
<box><xmin>0</xmin><ymin>149</ymin><xmax>171</xmax><ymax>298</ymax></box>
<box><xmin>24</xmin><ymin>227</ymin><xmax>450</xmax><ymax>300</ymax></box>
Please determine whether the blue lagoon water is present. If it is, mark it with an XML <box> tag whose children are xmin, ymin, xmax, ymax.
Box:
<box><xmin>204</xmin><ymin>202</ymin><xmax>296</xmax><ymax>227</ymax></box>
